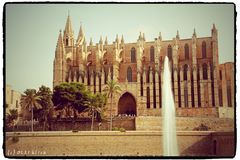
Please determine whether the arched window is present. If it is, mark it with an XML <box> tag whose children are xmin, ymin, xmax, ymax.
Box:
<box><xmin>202</xmin><ymin>41</ymin><xmax>207</xmax><ymax>58</ymax></box>
<box><xmin>203</xmin><ymin>63</ymin><xmax>208</xmax><ymax>80</ymax></box>
<box><xmin>184</xmin><ymin>43</ymin><xmax>189</xmax><ymax>60</ymax></box>
<box><xmin>150</xmin><ymin>46</ymin><xmax>155</xmax><ymax>62</ymax></box>
<box><xmin>183</xmin><ymin>64</ymin><xmax>188</xmax><ymax>81</ymax></box>
<box><xmin>131</xmin><ymin>47</ymin><xmax>136</xmax><ymax>63</ymax></box>
<box><xmin>127</xmin><ymin>66</ymin><xmax>132</xmax><ymax>82</ymax></box>
<box><xmin>147</xmin><ymin>87</ymin><xmax>150</xmax><ymax>108</ymax></box>
<box><xmin>167</xmin><ymin>45</ymin><xmax>172</xmax><ymax>60</ymax></box>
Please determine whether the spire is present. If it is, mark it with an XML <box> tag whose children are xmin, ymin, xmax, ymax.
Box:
<box><xmin>211</xmin><ymin>23</ymin><xmax>218</xmax><ymax>40</ymax></box>
<box><xmin>55</xmin><ymin>30</ymin><xmax>65</xmax><ymax>59</ymax></box>
<box><xmin>143</xmin><ymin>33</ymin><xmax>145</xmax><ymax>41</ymax></box>
<box><xmin>193</xmin><ymin>28</ymin><xmax>197</xmax><ymax>37</ymax></box>
<box><xmin>105</xmin><ymin>36</ymin><xmax>108</xmax><ymax>45</ymax></box>
<box><xmin>57</xmin><ymin>30</ymin><xmax>63</xmax><ymax>47</ymax></box>
<box><xmin>63</xmin><ymin>13</ymin><xmax>74</xmax><ymax>46</ymax></box>
<box><xmin>121</xmin><ymin>34</ymin><xmax>124</xmax><ymax>44</ymax></box>
<box><xmin>213</xmin><ymin>23</ymin><xmax>216</xmax><ymax>30</ymax></box>
<box><xmin>89</xmin><ymin>37</ymin><xmax>93</xmax><ymax>46</ymax></box>
<box><xmin>76</xmin><ymin>23</ymin><xmax>85</xmax><ymax>45</ymax></box>
<box><xmin>158</xmin><ymin>32</ymin><xmax>162</xmax><ymax>41</ymax></box>
<box><xmin>64</xmin><ymin>14</ymin><xmax>73</xmax><ymax>35</ymax></box>
<box><xmin>176</xmin><ymin>30</ymin><xmax>180</xmax><ymax>39</ymax></box>
<box><xmin>115</xmin><ymin>34</ymin><xmax>119</xmax><ymax>43</ymax></box>
<box><xmin>99</xmin><ymin>35</ymin><xmax>103</xmax><ymax>44</ymax></box>
<box><xmin>138</xmin><ymin>32</ymin><xmax>142</xmax><ymax>40</ymax></box>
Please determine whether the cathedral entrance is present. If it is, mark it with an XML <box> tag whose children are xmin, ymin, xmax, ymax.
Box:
<box><xmin>118</xmin><ymin>92</ymin><xmax>136</xmax><ymax>115</ymax></box>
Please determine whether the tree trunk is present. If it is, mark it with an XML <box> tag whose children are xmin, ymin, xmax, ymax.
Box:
<box><xmin>43</xmin><ymin>116</ymin><xmax>46</xmax><ymax>131</ymax></box>
<box><xmin>91</xmin><ymin>110</ymin><xmax>94</xmax><ymax>131</ymax></box>
<box><xmin>31</xmin><ymin>106</ymin><xmax>34</xmax><ymax>132</ymax></box>
<box><xmin>110</xmin><ymin>94</ymin><xmax>113</xmax><ymax>131</ymax></box>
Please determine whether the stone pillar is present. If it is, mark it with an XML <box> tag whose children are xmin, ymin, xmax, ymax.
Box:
<box><xmin>113</xmin><ymin>64</ymin><xmax>119</xmax><ymax>81</ymax></box>
<box><xmin>91</xmin><ymin>74</ymin><xmax>94</xmax><ymax>92</ymax></box>
<box><xmin>173</xmin><ymin>67</ymin><xmax>179</xmax><ymax>108</ymax></box>
<box><xmin>199</xmin><ymin>66</ymin><xmax>205</xmax><ymax>107</ymax></box>
<box><xmin>207</xmin><ymin>64</ymin><xmax>212</xmax><ymax>107</ymax></box>
<box><xmin>73</xmin><ymin>71</ymin><xmax>77</xmax><ymax>82</ymax></box>
<box><xmin>101</xmin><ymin>70</ymin><xmax>105</xmax><ymax>92</ymax></box>
<box><xmin>107</xmin><ymin>70</ymin><xmax>111</xmax><ymax>82</ymax></box>
<box><xmin>68</xmin><ymin>72</ymin><xmax>72</xmax><ymax>83</ymax></box>
<box><xmin>84</xmin><ymin>73</ymin><xmax>87</xmax><ymax>86</ymax></box>
<box><xmin>193</xmin><ymin>65</ymin><xmax>198</xmax><ymax>107</ymax></box>
<box><xmin>149</xmin><ymin>69</ymin><xmax>153</xmax><ymax>108</ymax></box>
<box><xmin>231</xmin><ymin>67</ymin><xmax>234</xmax><ymax>108</ymax></box>
<box><xmin>96</xmin><ymin>74</ymin><xmax>99</xmax><ymax>92</ymax></box>
<box><xmin>143</xmin><ymin>70</ymin><xmax>147</xmax><ymax>109</ymax></box>
<box><xmin>155</xmin><ymin>71</ymin><xmax>159</xmax><ymax>107</ymax></box>
<box><xmin>187</xmin><ymin>66</ymin><xmax>192</xmax><ymax>108</ymax></box>
<box><xmin>137</xmin><ymin>72</ymin><xmax>141</xmax><ymax>97</ymax></box>
<box><xmin>180</xmin><ymin>67</ymin><xmax>185</xmax><ymax>108</ymax></box>
<box><xmin>221</xmin><ymin>68</ymin><xmax>227</xmax><ymax>107</ymax></box>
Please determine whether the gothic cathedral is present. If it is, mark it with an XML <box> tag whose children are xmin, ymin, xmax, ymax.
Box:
<box><xmin>53</xmin><ymin>15</ymin><xmax>234</xmax><ymax>118</ymax></box>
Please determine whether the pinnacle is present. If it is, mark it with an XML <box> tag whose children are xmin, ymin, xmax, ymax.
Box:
<box><xmin>64</xmin><ymin>13</ymin><xmax>73</xmax><ymax>34</ymax></box>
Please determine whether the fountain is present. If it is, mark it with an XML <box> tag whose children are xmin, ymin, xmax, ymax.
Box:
<box><xmin>162</xmin><ymin>56</ymin><xmax>179</xmax><ymax>156</ymax></box>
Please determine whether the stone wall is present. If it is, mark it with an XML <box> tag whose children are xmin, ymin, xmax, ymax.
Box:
<box><xmin>5</xmin><ymin>131</ymin><xmax>235</xmax><ymax>157</ymax></box>
<box><xmin>136</xmin><ymin>116</ymin><xmax>234</xmax><ymax>131</ymax></box>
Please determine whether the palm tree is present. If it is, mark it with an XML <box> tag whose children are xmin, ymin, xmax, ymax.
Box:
<box><xmin>103</xmin><ymin>80</ymin><xmax>121</xmax><ymax>131</ymax></box>
<box><xmin>37</xmin><ymin>86</ymin><xmax>54</xmax><ymax>131</ymax></box>
<box><xmin>20</xmin><ymin>89</ymin><xmax>42</xmax><ymax>132</ymax></box>
<box><xmin>84</xmin><ymin>93</ymin><xmax>106</xmax><ymax>131</ymax></box>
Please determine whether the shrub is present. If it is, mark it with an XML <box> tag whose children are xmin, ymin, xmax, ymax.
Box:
<box><xmin>72</xmin><ymin>130</ymin><xmax>78</xmax><ymax>133</ymax></box>
<box><xmin>193</xmin><ymin>123</ymin><xmax>210</xmax><ymax>131</ymax></box>
<box><xmin>112</xmin><ymin>127</ymin><xmax>119</xmax><ymax>131</ymax></box>
<box><xmin>11</xmin><ymin>135</ymin><xmax>19</xmax><ymax>143</ymax></box>
<box><xmin>119</xmin><ymin>127</ymin><xmax>126</xmax><ymax>132</ymax></box>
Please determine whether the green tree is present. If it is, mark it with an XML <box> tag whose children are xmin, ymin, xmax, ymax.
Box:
<box><xmin>6</xmin><ymin>109</ymin><xmax>18</xmax><ymax>130</ymax></box>
<box><xmin>52</xmin><ymin>83</ymin><xmax>90</xmax><ymax>118</ymax></box>
<box><xmin>20</xmin><ymin>89</ymin><xmax>42</xmax><ymax>132</ymax></box>
<box><xmin>84</xmin><ymin>93</ymin><xmax>107</xmax><ymax>131</ymax></box>
<box><xmin>36</xmin><ymin>85</ymin><xmax>54</xmax><ymax>131</ymax></box>
<box><xmin>103</xmin><ymin>80</ymin><xmax>122</xmax><ymax>131</ymax></box>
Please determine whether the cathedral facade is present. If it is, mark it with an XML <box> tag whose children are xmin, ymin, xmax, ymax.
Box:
<box><xmin>53</xmin><ymin>15</ymin><xmax>234</xmax><ymax>118</ymax></box>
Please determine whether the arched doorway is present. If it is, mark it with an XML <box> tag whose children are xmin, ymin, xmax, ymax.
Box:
<box><xmin>118</xmin><ymin>92</ymin><xmax>136</xmax><ymax>115</ymax></box>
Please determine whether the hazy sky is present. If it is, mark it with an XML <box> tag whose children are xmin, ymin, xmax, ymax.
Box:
<box><xmin>5</xmin><ymin>3</ymin><xmax>235</xmax><ymax>93</ymax></box>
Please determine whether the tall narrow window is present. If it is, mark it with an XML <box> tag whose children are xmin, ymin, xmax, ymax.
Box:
<box><xmin>227</xmin><ymin>84</ymin><xmax>232</xmax><ymax>107</ymax></box>
<box><xmin>219</xmin><ymin>70</ymin><xmax>222</xmax><ymax>80</ymax></box>
<box><xmin>131</xmin><ymin>47</ymin><xmax>136</xmax><ymax>63</ymax></box>
<box><xmin>202</xmin><ymin>41</ymin><xmax>207</xmax><ymax>58</ymax></box>
<box><xmin>183</xmin><ymin>64</ymin><xmax>188</xmax><ymax>81</ymax></box>
<box><xmin>203</xmin><ymin>63</ymin><xmax>208</xmax><ymax>80</ymax></box>
<box><xmin>184</xmin><ymin>43</ymin><xmax>189</xmax><ymax>60</ymax></box>
<box><xmin>150</xmin><ymin>46</ymin><xmax>155</xmax><ymax>62</ymax></box>
<box><xmin>184</xmin><ymin>86</ymin><xmax>188</xmax><ymax>107</ymax></box>
<box><xmin>168</xmin><ymin>45</ymin><xmax>172</xmax><ymax>60</ymax></box>
<box><xmin>219</xmin><ymin>86</ymin><xmax>223</xmax><ymax>106</ymax></box>
<box><xmin>127</xmin><ymin>66</ymin><xmax>132</xmax><ymax>82</ymax></box>
<box><xmin>147</xmin><ymin>87</ymin><xmax>150</xmax><ymax>108</ymax></box>
<box><xmin>66</xmin><ymin>39</ymin><xmax>69</xmax><ymax>46</ymax></box>
<box><xmin>141</xmin><ymin>75</ymin><xmax>143</xmax><ymax>96</ymax></box>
